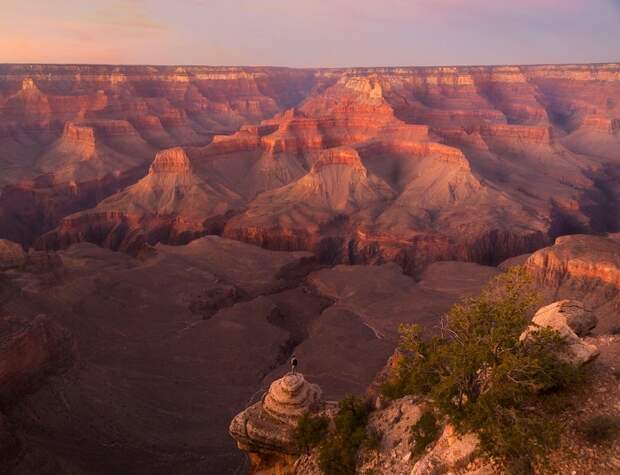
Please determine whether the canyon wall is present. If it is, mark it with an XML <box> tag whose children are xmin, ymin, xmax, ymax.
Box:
<box><xmin>1</xmin><ymin>63</ymin><xmax>619</xmax><ymax>270</ymax></box>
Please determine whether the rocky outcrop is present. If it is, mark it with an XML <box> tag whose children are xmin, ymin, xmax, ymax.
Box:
<box><xmin>38</xmin><ymin>147</ymin><xmax>243</xmax><ymax>252</ymax></box>
<box><xmin>2</xmin><ymin>63</ymin><xmax>620</xmax><ymax>265</ymax></box>
<box><xmin>520</xmin><ymin>300</ymin><xmax>600</xmax><ymax>365</ymax></box>
<box><xmin>411</xmin><ymin>425</ymin><xmax>482</xmax><ymax>475</ymax></box>
<box><xmin>356</xmin><ymin>396</ymin><xmax>424</xmax><ymax>475</ymax></box>
<box><xmin>582</xmin><ymin>115</ymin><xmax>619</xmax><ymax>134</ymax></box>
<box><xmin>535</xmin><ymin>300</ymin><xmax>597</xmax><ymax>337</ymax></box>
<box><xmin>147</xmin><ymin>146</ymin><xmax>193</xmax><ymax>174</ymax></box>
<box><xmin>0</xmin><ymin>239</ymin><xmax>26</xmax><ymax>268</ymax></box>
<box><xmin>294</xmin><ymin>396</ymin><xmax>490</xmax><ymax>475</ymax></box>
<box><xmin>526</xmin><ymin>234</ymin><xmax>620</xmax><ymax>288</ymax></box>
<box><xmin>0</xmin><ymin>314</ymin><xmax>75</xmax><ymax>404</ymax></box>
<box><xmin>0</xmin><ymin>311</ymin><xmax>74</xmax><ymax>470</ymax></box>
<box><xmin>524</xmin><ymin>235</ymin><xmax>620</xmax><ymax>334</ymax></box>
<box><xmin>37</xmin><ymin>119</ymin><xmax>155</xmax><ymax>183</ymax></box>
<box><xmin>0</xmin><ymin>164</ymin><xmax>148</xmax><ymax>247</ymax></box>
<box><xmin>475</xmin><ymin>124</ymin><xmax>553</xmax><ymax>146</ymax></box>
<box><xmin>229</xmin><ymin>372</ymin><xmax>323</xmax><ymax>474</ymax></box>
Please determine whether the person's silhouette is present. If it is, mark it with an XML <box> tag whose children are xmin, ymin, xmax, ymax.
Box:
<box><xmin>290</xmin><ymin>355</ymin><xmax>298</xmax><ymax>374</ymax></box>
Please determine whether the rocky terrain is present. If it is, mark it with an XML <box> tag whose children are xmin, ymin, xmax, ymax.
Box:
<box><xmin>0</xmin><ymin>236</ymin><xmax>499</xmax><ymax>474</ymax></box>
<box><xmin>229</xmin><ymin>241</ymin><xmax>620</xmax><ymax>475</ymax></box>
<box><xmin>1</xmin><ymin>233</ymin><xmax>617</xmax><ymax>474</ymax></box>
<box><xmin>0</xmin><ymin>63</ymin><xmax>620</xmax><ymax>474</ymax></box>
<box><xmin>0</xmin><ymin>63</ymin><xmax>617</xmax><ymax>270</ymax></box>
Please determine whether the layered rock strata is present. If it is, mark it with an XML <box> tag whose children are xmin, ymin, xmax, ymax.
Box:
<box><xmin>230</xmin><ymin>372</ymin><xmax>323</xmax><ymax>474</ymax></box>
<box><xmin>37</xmin><ymin>147</ymin><xmax>243</xmax><ymax>252</ymax></box>
<box><xmin>524</xmin><ymin>234</ymin><xmax>620</xmax><ymax>334</ymax></box>
<box><xmin>3</xmin><ymin>64</ymin><xmax>620</xmax><ymax>270</ymax></box>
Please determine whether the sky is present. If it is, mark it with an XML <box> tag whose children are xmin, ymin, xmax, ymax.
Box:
<box><xmin>1</xmin><ymin>0</ymin><xmax>619</xmax><ymax>67</ymax></box>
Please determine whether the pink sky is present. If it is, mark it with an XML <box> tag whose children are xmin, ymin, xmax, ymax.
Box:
<box><xmin>1</xmin><ymin>0</ymin><xmax>618</xmax><ymax>66</ymax></box>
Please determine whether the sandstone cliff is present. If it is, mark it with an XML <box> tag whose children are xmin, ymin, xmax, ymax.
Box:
<box><xmin>37</xmin><ymin>147</ymin><xmax>244</xmax><ymax>252</ymax></box>
<box><xmin>524</xmin><ymin>234</ymin><xmax>620</xmax><ymax>334</ymax></box>
<box><xmin>2</xmin><ymin>64</ymin><xmax>620</xmax><ymax>268</ymax></box>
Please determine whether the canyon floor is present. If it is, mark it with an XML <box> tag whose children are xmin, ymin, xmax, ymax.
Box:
<box><xmin>0</xmin><ymin>64</ymin><xmax>619</xmax><ymax>474</ymax></box>
<box><xmin>0</xmin><ymin>238</ymin><xmax>498</xmax><ymax>474</ymax></box>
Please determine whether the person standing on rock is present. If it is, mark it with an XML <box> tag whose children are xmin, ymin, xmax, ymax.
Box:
<box><xmin>290</xmin><ymin>355</ymin><xmax>298</xmax><ymax>374</ymax></box>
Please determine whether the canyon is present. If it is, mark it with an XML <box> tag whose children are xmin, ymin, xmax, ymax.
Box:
<box><xmin>0</xmin><ymin>63</ymin><xmax>620</xmax><ymax>474</ymax></box>
<box><xmin>0</xmin><ymin>63</ymin><xmax>618</xmax><ymax>269</ymax></box>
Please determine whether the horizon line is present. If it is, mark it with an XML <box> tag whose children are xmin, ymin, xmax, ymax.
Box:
<box><xmin>1</xmin><ymin>60</ymin><xmax>619</xmax><ymax>70</ymax></box>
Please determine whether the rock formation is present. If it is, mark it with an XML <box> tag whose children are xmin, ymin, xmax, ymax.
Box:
<box><xmin>525</xmin><ymin>234</ymin><xmax>620</xmax><ymax>334</ymax></box>
<box><xmin>1</xmin><ymin>64</ymin><xmax>619</xmax><ymax>269</ymax></box>
<box><xmin>0</xmin><ymin>314</ymin><xmax>75</xmax><ymax>404</ymax></box>
<box><xmin>0</xmin><ymin>239</ymin><xmax>26</xmax><ymax>268</ymax></box>
<box><xmin>1</xmin><ymin>63</ymin><xmax>620</xmax><ymax>473</ymax></box>
<box><xmin>534</xmin><ymin>300</ymin><xmax>597</xmax><ymax>337</ymax></box>
<box><xmin>294</xmin><ymin>396</ymin><xmax>491</xmax><ymax>475</ymax></box>
<box><xmin>410</xmin><ymin>425</ymin><xmax>482</xmax><ymax>475</ymax></box>
<box><xmin>229</xmin><ymin>372</ymin><xmax>323</xmax><ymax>474</ymax></box>
<box><xmin>526</xmin><ymin>234</ymin><xmax>620</xmax><ymax>288</ymax></box>
<box><xmin>37</xmin><ymin>147</ymin><xmax>243</xmax><ymax>252</ymax></box>
<box><xmin>520</xmin><ymin>300</ymin><xmax>600</xmax><ymax>365</ymax></box>
<box><xmin>37</xmin><ymin>119</ymin><xmax>155</xmax><ymax>183</ymax></box>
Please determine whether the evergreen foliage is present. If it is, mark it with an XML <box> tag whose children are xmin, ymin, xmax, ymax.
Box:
<box><xmin>382</xmin><ymin>267</ymin><xmax>584</xmax><ymax>468</ymax></box>
<box><xmin>294</xmin><ymin>411</ymin><xmax>330</xmax><ymax>453</ymax></box>
<box><xmin>318</xmin><ymin>396</ymin><xmax>372</xmax><ymax>475</ymax></box>
<box><xmin>409</xmin><ymin>409</ymin><xmax>440</xmax><ymax>456</ymax></box>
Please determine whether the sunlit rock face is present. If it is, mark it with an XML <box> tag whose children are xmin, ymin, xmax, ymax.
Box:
<box><xmin>38</xmin><ymin>147</ymin><xmax>243</xmax><ymax>252</ymax></box>
<box><xmin>524</xmin><ymin>234</ymin><xmax>620</xmax><ymax>334</ymax></box>
<box><xmin>520</xmin><ymin>300</ymin><xmax>600</xmax><ymax>365</ymax></box>
<box><xmin>1</xmin><ymin>63</ymin><xmax>620</xmax><ymax>270</ymax></box>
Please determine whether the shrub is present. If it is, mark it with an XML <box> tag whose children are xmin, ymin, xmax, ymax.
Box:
<box><xmin>579</xmin><ymin>415</ymin><xmax>620</xmax><ymax>444</ymax></box>
<box><xmin>318</xmin><ymin>396</ymin><xmax>372</xmax><ymax>475</ymax></box>
<box><xmin>364</xmin><ymin>428</ymin><xmax>382</xmax><ymax>451</ymax></box>
<box><xmin>410</xmin><ymin>409</ymin><xmax>440</xmax><ymax>456</ymax></box>
<box><xmin>609</xmin><ymin>324</ymin><xmax>620</xmax><ymax>335</ymax></box>
<box><xmin>294</xmin><ymin>412</ymin><xmax>330</xmax><ymax>453</ymax></box>
<box><xmin>382</xmin><ymin>267</ymin><xmax>584</xmax><ymax>467</ymax></box>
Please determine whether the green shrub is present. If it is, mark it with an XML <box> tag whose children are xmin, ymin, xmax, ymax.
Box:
<box><xmin>382</xmin><ymin>267</ymin><xmax>584</xmax><ymax>467</ymax></box>
<box><xmin>579</xmin><ymin>415</ymin><xmax>620</xmax><ymax>444</ymax></box>
<box><xmin>410</xmin><ymin>409</ymin><xmax>440</xmax><ymax>456</ymax></box>
<box><xmin>294</xmin><ymin>412</ymin><xmax>330</xmax><ymax>453</ymax></box>
<box><xmin>364</xmin><ymin>428</ymin><xmax>382</xmax><ymax>451</ymax></box>
<box><xmin>318</xmin><ymin>396</ymin><xmax>372</xmax><ymax>475</ymax></box>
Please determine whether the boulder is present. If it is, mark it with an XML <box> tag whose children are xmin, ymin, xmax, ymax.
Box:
<box><xmin>357</xmin><ymin>396</ymin><xmax>424</xmax><ymax>475</ymax></box>
<box><xmin>531</xmin><ymin>299</ymin><xmax>597</xmax><ymax>337</ymax></box>
<box><xmin>521</xmin><ymin>300</ymin><xmax>600</xmax><ymax>365</ymax></box>
<box><xmin>411</xmin><ymin>424</ymin><xmax>480</xmax><ymax>475</ymax></box>
<box><xmin>523</xmin><ymin>235</ymin><xmax>620</xmax><ymax>335</ymax></box>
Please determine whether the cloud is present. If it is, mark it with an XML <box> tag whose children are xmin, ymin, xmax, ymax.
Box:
<box><xmin>79</xmin><ymin>0</ymin><xmax>169</xmax><ymax>33</ymax></box>
<box><xmin>0</xmin><ymin>0</ymin><xmax>171</xmax><ymax>64</ymax></box>
<box><xmin>0</xmin><ymin>0</ymin><xmax>617</xmax><ymax>66</ymax></box>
